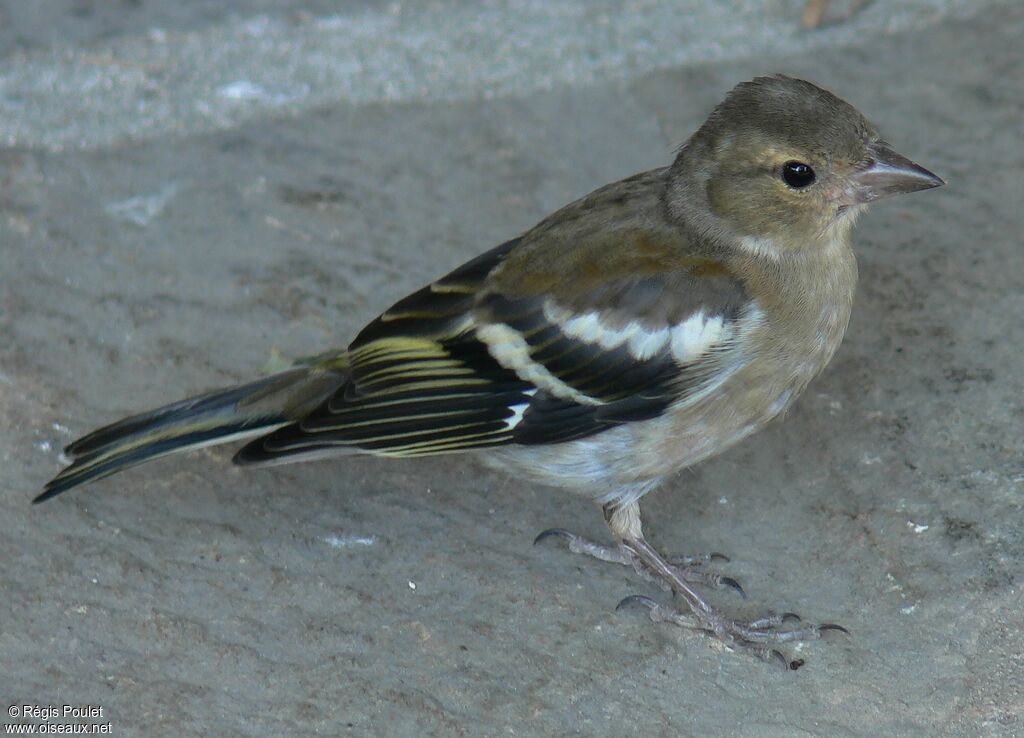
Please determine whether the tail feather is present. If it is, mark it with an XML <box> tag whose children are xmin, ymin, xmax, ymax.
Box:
<box><xmin>64</xmin><ymin>375</ymin><xmax>294</xmax><ymax>459</ymax></box>
<box><xmin>37</xmin><ymin>367</ymin><xmax>345</xmax><ymax>503</ymax></box>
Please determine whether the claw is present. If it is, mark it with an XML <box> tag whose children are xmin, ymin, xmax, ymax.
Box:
<box><xmin>720</xmin><ymin>576</ymin><xmax>747</xmax><ymax>599</ymax></box>
<box><xmin>536</xmin><ymin>527</ymin><xmax>840</xmax><ymax>665</ymax></box>
<box><xmin>533</xmin><ymin>528</ymin><xmax>574</xmax><ymax>546</ymax></box>
<box><xmin>615</xmin><ymin>594</ymin><xmax>659</xmax><ymax>612</ymax></box>
<box><xmin>819</xmin><ymin>623</ymin><xmax>850</xmax><ymax>635</ymax></box>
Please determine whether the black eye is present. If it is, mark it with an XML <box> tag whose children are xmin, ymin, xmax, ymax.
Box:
<box><xmin>782</xmin><ymin>161</ymin><xmax>816</xmax><ymax>188</ymax></box>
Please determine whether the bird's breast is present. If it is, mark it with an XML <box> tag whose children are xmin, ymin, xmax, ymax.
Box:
<box><xmin>644</xmin><ymin>241</ymin><xmax>859</xmax><ymax>475</ymax></box>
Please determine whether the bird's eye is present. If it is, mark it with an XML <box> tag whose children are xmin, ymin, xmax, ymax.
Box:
<box><xmin>781</xmin><ymin>161</ymin><xmax>816</xmax><ymax>189</ymax></box>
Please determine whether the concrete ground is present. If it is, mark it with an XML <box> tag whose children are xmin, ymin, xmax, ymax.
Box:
<box><xmin>1</xmin><ymin>1</ymin><xmax>1021</xmax><ymax>736</ymax></box>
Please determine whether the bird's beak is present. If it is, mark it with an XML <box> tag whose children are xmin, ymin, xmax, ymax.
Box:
<box><xmin>846</xmin><ymin>142</ymin><xmax>945</xmax><ymax>204</ymax></box>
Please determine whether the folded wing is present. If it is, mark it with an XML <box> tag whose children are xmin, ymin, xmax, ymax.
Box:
<box><xmin>236</xmin><ymin>234</ymin><xmax>753</xmax><ymax>465</ymax></box>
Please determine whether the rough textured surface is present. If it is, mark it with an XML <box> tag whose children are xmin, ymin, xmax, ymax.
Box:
<box><xmin>1</xmin><ymin>2</ymin><xmax>1021</xmax><ymax>736</ymax></box>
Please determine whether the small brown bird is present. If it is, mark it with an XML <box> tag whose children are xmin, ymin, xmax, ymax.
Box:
<box><xmin>40</xmin><ymin>76</ymin><xmax>943</xmax><ymax>665</ymax></box>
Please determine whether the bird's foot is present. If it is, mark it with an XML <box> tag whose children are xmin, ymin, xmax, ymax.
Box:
<box><xmin>616</xmin><ymin>594</ymin><xmax>847</xmax><ymax>669</ymax></box>
<box><xmin>534</xmin><ymin>528</ymin><xmax>744</xmax><ymax>596</ymax></box>
<box><xmin>534</xmin><ymin>526</ymin><xmax>846</xmax><ymax>668</ymax></box>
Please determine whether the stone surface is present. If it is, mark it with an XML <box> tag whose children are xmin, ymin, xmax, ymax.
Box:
<box><xmin>1</xmin><ymin>1</ymin><xmax>1021</xmax><ymax>736</ymax></box>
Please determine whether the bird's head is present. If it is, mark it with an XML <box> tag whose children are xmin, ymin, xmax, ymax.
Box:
<box><xmin>668</xmin><ymin>75</ymin><xmax>944</xmax><ymax>257</ymax></box>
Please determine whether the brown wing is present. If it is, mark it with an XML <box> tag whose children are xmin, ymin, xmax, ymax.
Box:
<box><xmin>236</xmin><ymin>234</ymin><xmax>753</xmax><ymax>464</ymax></box>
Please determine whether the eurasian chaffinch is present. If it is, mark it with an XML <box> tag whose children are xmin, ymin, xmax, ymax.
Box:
<box><xmin>39</xmin><ymin>75</ymin><xmax>943</xmax><ymax>665</ymax></box>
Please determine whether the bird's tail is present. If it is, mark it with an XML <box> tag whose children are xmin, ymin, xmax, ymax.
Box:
<box><xmin>36</xmin><ymin>365</ymin><xmax>346</xmax><ymax>503</ymax></box>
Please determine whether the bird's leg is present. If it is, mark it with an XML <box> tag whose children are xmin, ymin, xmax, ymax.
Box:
<box><xmin>534</xmin><ymin>526</ymin><xmax>739</xmax><ymax>594</ymax></box>
<box><xmin>604</xmin><ymin>501</ymin><xmax>847</xmax><ymax>666</ymax></box>
<box><xmin>536</xmin><ymin>500</ymin><xmax>846</xmax><ymax>667</ymax></box>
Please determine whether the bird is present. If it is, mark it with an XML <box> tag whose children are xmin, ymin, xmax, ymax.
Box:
<box><xmin>38</xmin><ymin>75</ymin><xmax>944</xmax><ymax>666</ymax></box>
